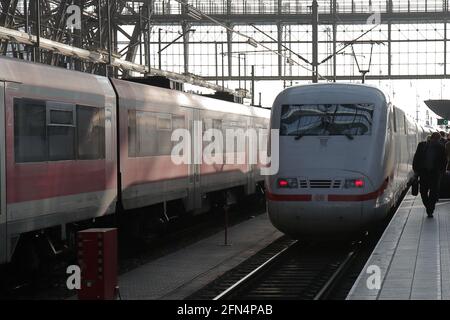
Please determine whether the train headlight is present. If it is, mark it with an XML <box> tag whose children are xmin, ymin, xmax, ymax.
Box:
<box><xmin>277</xmin><ymin>178</ymin><xmax>298</xmax><ymax>188</ymax></box>
<box><xmin>344</xmin><ymin>179</ymin><xmax>365</xmax><ymax>188</ymax></box>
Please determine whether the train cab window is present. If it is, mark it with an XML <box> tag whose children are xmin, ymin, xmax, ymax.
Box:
<box><xmin>77</xmin><ymin>106</ymin><xmax>105</xmax><ymax>160</ymax></box>
<box><xmin>280</xmin><ymin>104</ymin><xmax>374</xmax><ymax>137</ymax></box>
<box><xmin>14</xmin><ymin>99</ymin><xmax>47</xmax><ymax>162</ymax></box>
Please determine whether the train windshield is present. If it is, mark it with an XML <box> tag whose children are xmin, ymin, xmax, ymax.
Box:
<box><xmin>280</xmin><ymin>104</ymin><xmax>374</xmax><ymax>137</ymax></box>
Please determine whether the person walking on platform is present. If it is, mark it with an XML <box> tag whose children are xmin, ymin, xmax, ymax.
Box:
<box><xmin>439</xmin><ymin>131</ymin><xmax>447</xmax><ymax>146</ymax></box>
<box><xmin>413</xmin><ymin>132</ymin><xmax>447</xmax><ymax>217</ymax></box>
<box><xmin>446</xmin><ymin>134</ymin><xmax>450</xmax><ymax>171</ymax></box>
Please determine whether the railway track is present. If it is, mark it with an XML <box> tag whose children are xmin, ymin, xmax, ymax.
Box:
<box><xmin>189</xmin><ymin>238</ymin><xmax>359</xmax><ymax>300</ymax></box>
<box><xmin>0</xmin><ymin>196</ymin><xmax>266</xmax><ymax>300</ymax></box>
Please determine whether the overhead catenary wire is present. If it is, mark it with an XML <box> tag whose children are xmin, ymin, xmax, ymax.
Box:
<box><xmin>172</xmin><ymin>0</ymin><xmax>327</xmax><ymax>80</ymax></box>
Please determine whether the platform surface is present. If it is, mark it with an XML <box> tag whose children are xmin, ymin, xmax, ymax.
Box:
<box><xmin>118</xmin><ymin>213</ymin><xmax>282</xmax><ymax>300</ymax></box>
<box><xmin>347</xmin><ymin>194</ymin><xmax>450</xmax><ymax>300</ymax></box>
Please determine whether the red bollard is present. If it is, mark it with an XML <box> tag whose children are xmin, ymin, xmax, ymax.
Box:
<box><xmin>77</xmin><ymin>228</ymin><xmax>118</xmax><ymax>300</ymax></box>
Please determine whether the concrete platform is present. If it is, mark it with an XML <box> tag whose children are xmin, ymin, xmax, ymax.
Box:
<box><xmin>347</xmin><ymin>194</ymin><xmax>450</xmax><ymax>300</ymax></box>
<box><xmin>117</xmin><ymin>213</ymin><xmax>282</xmax><ymax>300</ymax></box>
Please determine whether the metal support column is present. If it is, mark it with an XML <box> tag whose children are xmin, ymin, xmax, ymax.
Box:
<box><xmin>251</xmin><ymin>65</ymin><xmax>255</xmax><ymax>106</ymax></box>
<box><xmin>444</xmin><ymin>22</ymin><xmax>447</xmax><ymax>76</ymax></box>
<box><xmin>106</xmin><ymin>0</ymin><xmax>112</xmax><ymax>76</ymax></box>
<box><xmin>277</xmin><ymin>22</ymin><xmax>283</xmax><ymax>77</ymax></box>
<box><xmin>146</xmin><ymin>2</ymin><xmax>152</xmax><ymax>69</ymax></box>
<box><xmin>182</xmin><ymin>22</ymin><xmax>190</xmax><ymax>74</ymax></box>
<box><xmin>388</xmin><ymin>22</ymin><xmax>392</xmax><ymax>77</ymax></box>
<box><xmin>388</xmin><ymin>0</ymin><xmax>392</xmax><ymax>77</ymax></box>
<box><xmin>312</xmin><ymin>0</ymin><xmax>319</xmax><ymax>83</ymax></box>
<box><xmin>138</xmin><ymin>6</ymin><xmax>142</xmax><ymax>65</ymax></box>
<box><xmin>158</xmin><ymin>28</ymin><xmax>162</xmax><ymax>69</ymax></box>
<box><xmin>35</xmin><ymin>0</ymin><xmax>41</xmax><ymax>62</ymax></box>
<box><xmin>227</xmin><ymin>24</ymin><xmax>233</xmax><ymax>78</ymax></box>
<box><xmin>98</xmin><ymin>0</ymin><xmax>102</xmax><ymax>49</ymax></box>
<box><xmin>332</xmin><ymin>0</ymin><xmax>337</xmax><ymax>82</ymax></box>
<box><xmin>238</xmin><ymin>53</ymin><xmax>241</xmax><ymax>89</ymax></box>
<box><xmin>215</xmin><ymin>42</ymin><xmax>219</xmax><ymax>85</ymax></box>
<box><xmin>221</xmin><ymin>42</ymin><xmax>225</xmax><ymax>89</ymax></box>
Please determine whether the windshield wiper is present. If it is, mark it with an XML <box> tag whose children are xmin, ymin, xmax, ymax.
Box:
<box><xmin>344</xmin><ymin>133</ymin><xmax>354</xmax><ymax>140</ymax></box>
<box><xmin>294</xmin><ymin>133</ymin><xmax>304</xmax><ymax>140</ymax></box>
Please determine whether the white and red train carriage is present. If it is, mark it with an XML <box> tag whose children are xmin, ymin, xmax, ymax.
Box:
<box><xmin>0</xmin><ymin>56</ymin><xmax>270</xmax><ymax>265</ymax></box>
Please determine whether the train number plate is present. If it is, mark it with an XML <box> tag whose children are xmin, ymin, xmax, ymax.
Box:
<box><xmin>312</xmin><ymin>194</ymin><xmax>328</xmax><ymax>202</ymax></box>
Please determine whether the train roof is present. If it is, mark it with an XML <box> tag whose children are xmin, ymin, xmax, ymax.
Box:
<box><xmin>272</xmin><ymin>82</ymin><xmax>387</xmax><ymax>108</ymax></box>
<box><xmin>111</xmin><ymin>78</ymin><xmax>270</xmax><ymax>119</ymax></box>
<box><xmin>0</xmin><ymin>55</ymin><xmax>114</xmax><ymax>102</ymax></box>
<box><xmin>0</xmin><ymin>56</ymin><xmax>269</xmax><ymax>119</ymax></box>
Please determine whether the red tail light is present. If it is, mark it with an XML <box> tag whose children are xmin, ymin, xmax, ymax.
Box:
<box><xmin>354</xmin><ymin>179</ymin><xmax>364</xmax><ymax>188</ymax></box>
<box><xmin>344</xmin><ymin>179</ymin><xmax>365</xmax><ymax>188</ymax></box>
<box><xmin>277</xmin><ymin>178</ymin><xmax>298</xmax><ymax>188</ymax></box>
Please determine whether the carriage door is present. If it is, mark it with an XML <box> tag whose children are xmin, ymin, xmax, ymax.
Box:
<box><xmin>0</xmin><ymin>81</ymin><xmax>6</xmax><ymax>263</ymax></box>
<box><xmin>187</xmin><ymin>108</ymin><xmax>202</xmax><ymax>210</ymax></box>
<box><xmin>246</xmin><ymin>117</ymin><xmax>256</xmax><ymax>195</ymax></box>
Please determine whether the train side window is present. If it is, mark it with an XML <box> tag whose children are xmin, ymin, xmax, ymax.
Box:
<box><xmin>128</xmin><ymin>110</ymin><xmax>137</xmax><ymax>157</ymax></box>
<box><xmin>403</xmin><ymin>115</ymin><xmax>408</xmax><ymax>135</ymax></box>
<box><xmin>137</xmin><ymin>111</ymin><xmax>158</xmax><ymax>157</ymax></box>
<box><xmin>171</xmin><ymin>115</ymin><xmax>185</xmax><ymax>149</ymax></box>
<box><xmin>14</xmin><ymin>99</ymin><xmax>47</xmax><ymax>163</ymax></box>
<box><xmin>77</xmin><ymin>106</ymin><xmax>105</xmax><ymax>160</ymax></box>
<box><xmin>46</xmin><ymin>102</ymin><xmax>76</xmax><ymax>161</ymax></box>
<box><xmin>157</xmin><ymin>114</ymin><xmax>173</xmax><ymax>156</ymax></box>
<box><xmin>393</xmin><ymin>108</ymin><xmax>398</xmax><ymax>133</ymax></box>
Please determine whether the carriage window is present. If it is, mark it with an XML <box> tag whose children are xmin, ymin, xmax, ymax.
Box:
<box><xmin>47</xmin><ymin>102</ymin><xmax>76</xmax><ymax>161</ymax></box>
<box><xmin>157</xmin><ymin>114</ymin><xmax>172</xmax><ymax>156</ymax></box>
<box><xmin>14</xmin><ymin>98</ymin><xmax>105</xmax><ymax>163</ymax></box>
<box><xmin>14</xmin><ymin>99</ymin><xmax>47</xmax><ymax>162</ymax></box>
<box><xmin>77</xmin><ymin>106</ymin><xmax>105</xmax><ymax>160</ymax></box>
<box><xmin>48</xmin><ymin>126</ymin><xmax>75</xmax><ymax>160</ymax></box>
<box><xmin>280</xmin><ymin>104</ymin><xmax>374</xmax><ymax>137</ymax></box>
<box><xmin>403</xmin><ymin>115</ymin><xmax>408</xmax><ymax>135</ymax></box>
<box><xmin>128</xmin><ymin>110</ymin><xmax>137</xmax><ymax>157</ymax></box>
<box><xmin>137</xmin><ymin>111</ymin><xmax>158</xmax><ymax>157</ymax></box>
<box><xmin>393</xmin><ymin>108</ymin><xmax>397</xmax><ymax>132</ymax></box>
<box><xmin>128</xmin><ymin>111</ymin><xmax>183</xmax><ymax>157</ymax></box>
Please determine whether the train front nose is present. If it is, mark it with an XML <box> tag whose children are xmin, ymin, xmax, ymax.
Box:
<box><xmin>267</xmin><ymin>200</ymin><xmax>364</xmax><ymax>239</ymax></box>
<box><xmin>265</xmin><ymin>170</ymin><xmax>375</xmax><ymax>239</ymax></box>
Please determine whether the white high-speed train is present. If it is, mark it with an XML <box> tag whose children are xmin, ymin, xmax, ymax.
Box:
<box><xmin>266</xmin><ymin>83</ymin><xmax>430</xmax><ymax>239</ymax></box>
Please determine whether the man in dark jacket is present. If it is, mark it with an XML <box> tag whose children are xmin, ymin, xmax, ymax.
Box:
<box><xmin>446</xmin><ymin>135</ymin><xmax>450</xmax><ymax>171</ymax></box>
<box><xmin>413</xmin><ymin>132</ymin><xmax>447</xmax><ymax>217</ymax></box>
<box><xmin>439</xmin><ymin>131</ymin><xmax>448</xmax><ymax>146</ymax></box>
